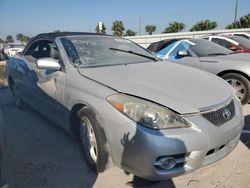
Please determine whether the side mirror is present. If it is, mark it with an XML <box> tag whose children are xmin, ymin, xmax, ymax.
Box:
<box><xmin>37</xmin><ymin>58</ymin><xmax>61</xmax><ymax>70</ymax></box>
<box><xmin>177</xmin><ymin>50</ymin><xmax>188</xmax><ymax>57</ymax></box>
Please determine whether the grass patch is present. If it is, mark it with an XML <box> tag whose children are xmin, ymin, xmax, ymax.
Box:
<box><xmin>0</xmin><ymin>65</ymin><xmax>7</xmax><ymax>87</ymax></box>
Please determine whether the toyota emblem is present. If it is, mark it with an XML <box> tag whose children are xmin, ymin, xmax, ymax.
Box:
<box><xmin>222</xmin><ymin>108</ymin><xmax>231</xmax><ymax>120</ymax></box>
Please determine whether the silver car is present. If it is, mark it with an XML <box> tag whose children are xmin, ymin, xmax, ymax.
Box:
<box><xmin>148</xmin><ymin>38</ymin><xmax>250</xmax><ymax>104</ymax></box>
<box><xmin>6</xmin><ymin>33</ymin><xmax>244</xmax><ymax>181</ymax></box>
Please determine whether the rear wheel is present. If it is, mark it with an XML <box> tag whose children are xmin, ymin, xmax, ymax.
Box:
<box><xmin>222</xmin><ymin>73</ymin><xmax>250</xmax><ymax>105</ymax></box>
<box><xmin>78</xmin><ymin>107</ymin><xmax>109</xmax><ymax>172</ymax></box>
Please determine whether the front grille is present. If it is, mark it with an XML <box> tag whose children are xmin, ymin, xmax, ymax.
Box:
<box><xmin>202</xmin><ymin>100</ymin><xmax>235</xmax><ymax>126</ymax></box>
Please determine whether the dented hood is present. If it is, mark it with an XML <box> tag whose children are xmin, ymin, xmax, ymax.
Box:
<box><xmin>78</xmin><ymin>61</ymin><xmax>233</xmax><ymax>114</ymax></box>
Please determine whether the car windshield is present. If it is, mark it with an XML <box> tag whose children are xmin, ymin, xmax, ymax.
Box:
<box><xmin>189</xmin><ymin>39</ymin><xmax>233</xmax><ymax>57</ymax></box>
<box><xmin>230</xmin><ymin>36</ymin><xmax>250</xmax><ymax>48</ymax></box>
<box><xmin>60</xmin><ymin>36</ymin><xmax>157</xmax><ymax>68</ymax></box>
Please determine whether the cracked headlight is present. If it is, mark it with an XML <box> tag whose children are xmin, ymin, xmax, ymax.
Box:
<box><xmin>107</xmin><ymin>94</ymin><xmax>192</xmax><ymax>129</ymax></box>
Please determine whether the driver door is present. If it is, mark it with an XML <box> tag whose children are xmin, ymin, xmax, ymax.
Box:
<box><xmin>23</xmin><ymin>39</ymin><xmax>66</xmax><ymax>126</ymax></box>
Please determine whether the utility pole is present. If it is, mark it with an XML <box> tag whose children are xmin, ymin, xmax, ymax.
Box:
<box><xmin>234</xmin><ymin>0</ymin><xmax>239</xmax><ymax>22</ymax></box>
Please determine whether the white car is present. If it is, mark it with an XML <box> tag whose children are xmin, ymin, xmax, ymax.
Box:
<box><xmin>221</xmin><ymin>32</ymin><xmax>250</xmax><ymax>40</ymax></box>
<box><xmin>4</xmin><ymin>43</ymin><xmax>26</xmax><ymax>57</ymax></box>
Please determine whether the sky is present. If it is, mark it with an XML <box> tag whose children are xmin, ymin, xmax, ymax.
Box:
<box><xmin>0</xmin><ymin>0</ymin><xmax>250</xmax><ymax>39</ymax></box>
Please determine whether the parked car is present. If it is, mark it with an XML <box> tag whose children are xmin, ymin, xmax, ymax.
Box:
<box><xmin>222</xmin><ymin>32</ymin><xmax>250</xmax><ymax>40</ymax></box>
<box><xmin>4</xmin><ymin>43</ymin><xmax>26</xmax><ymax>57</ymax></box>
<box><xmin>6</xmin><ymin>32</ymin><xmax>244</xmax><ymax>181</ymax></box>
<box><xmin>148</xmin><ymin>38</ymin><xmax>250</xmax><ymax>104</ymax></box>
<box><xmin>203</xmin><ymin>35</ymin><xmax>250</xmax><ymax>53</ymax></box>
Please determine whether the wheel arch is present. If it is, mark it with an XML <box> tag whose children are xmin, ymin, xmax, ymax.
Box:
<box><xmin>217</xmin><ymin>70</ymin><xmax>250</xmax><ymax>81</ymax></box>
<box><xmin>69</xmin><ymin>103</ymin><xmax>86</xmax><ymax>137</ymax></box>
<box><xmin>69</xmin><ymin>102</ymin><xmax>113</xmax><ymax>170</ymax></box>
<box><xmin>7</xmin><ymin>76</ymin><xmax>14</xmax><ymax>86</ymax></box>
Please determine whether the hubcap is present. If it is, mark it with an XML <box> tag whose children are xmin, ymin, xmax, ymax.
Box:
<box><xmin>226</xmin><ymin>78</ymin><xmax>245</xmax><ymax>100</ymax></box>
<box><xmin>80</xmin><ymin>117</ymin><xmax>98</xmax><ymax>164</ymax></box>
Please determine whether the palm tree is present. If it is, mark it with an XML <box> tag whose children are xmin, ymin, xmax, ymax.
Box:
<box><xmin>112</xmin><ymin>21</ymin><xmax>125</xmax><ymax>36</ymax></box>
<box><xmin>225</xmin><ymin>13</ymin><xmax>250</xmax><ymax>29</ymax></box>
<box><xmin>226</xmin><ymin>21</ymin><xmax>241</xmax><ymax>29</ymax></box>
<box><xmin>95</xmin><ymin>22</ymin><xmax>106</xmax><ymax>34</ymax></box>
<box><xmin>16</xmin><ymin>33</ymin><xmax>24</xmax><ymax>41</ymax></box>
<box><xmin>145</xmin><ymin>25</ymin><xmax>156</xmax><ymax>35</ymax></box>
<box><xmin>124</xmin><ymin>29</ymin><xmax>137</xmax><ymax>36</ymax></box>
<box><xmin>5</xmin><ymin>35</ymin><xmax>14</xmax><ymax>43</ymax></box>
<box><xmin>21</xmin><ymin>36</ymin><xmax>31</xmax><ymax>43</ymax></box>
<box><xmin>190</xmin><ymin>19</ymin><xmax>217</xmax><ymax>31</ymax></box>
<box><xmin>163</xmin><ymin>21</ymin><xmax>185</xmax><ymax>33</ymax></box>
<box><xmin>239</xmin><ymin>13</ymin><xmax>250</xmax><ymax>28</ymax></box>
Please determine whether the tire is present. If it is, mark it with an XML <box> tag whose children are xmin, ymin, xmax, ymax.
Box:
<box><xmin>78</xmin><ymin>107</ymin><xmax>109</xmax><ymax>172</ymax></box>
<box><xmin>222</xmin><ymin>73</ymin><xmax>250</xmax><ymax>105</ymax></box>
<box><xmin>10</xmin><ymin>82</ymin><xmax>25</xmax><ymax>109</ymax></box>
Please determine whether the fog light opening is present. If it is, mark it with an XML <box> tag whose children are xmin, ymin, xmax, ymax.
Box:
<box><xmin>158</xmin><ymin>157</ymin><xmax>176</xmax><ymax>170</ymax></box>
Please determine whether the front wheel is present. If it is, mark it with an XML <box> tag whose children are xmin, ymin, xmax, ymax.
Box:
<box><xmin>222</xmin><ymin>73</ymin><xmax>250</xmax><ymax>105</ymax></box>
<box><xmin>78</xmin><ymin>107</ymin><xmax>109</xmax><ymax>172</ymax></box>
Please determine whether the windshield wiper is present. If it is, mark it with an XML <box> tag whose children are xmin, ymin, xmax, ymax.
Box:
<box><xmin>109</xmin><ymin>47</ymin><xmax>159</xmax><ymax>61</ymax></box>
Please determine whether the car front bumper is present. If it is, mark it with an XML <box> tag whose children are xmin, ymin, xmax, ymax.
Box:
<box><xmin>100</xmin><ymin>97</ymin><xmax>244</xmax><ymax>181</ymax></box>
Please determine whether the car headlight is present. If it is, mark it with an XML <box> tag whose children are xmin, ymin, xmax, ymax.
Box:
<box><xmin>106</xmin><ymin>94</ymin><xmax>192</xmax><ymax>129</ymax></box>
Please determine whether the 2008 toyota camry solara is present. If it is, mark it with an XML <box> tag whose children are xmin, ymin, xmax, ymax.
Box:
<box><xmin>6</xmin><ymin>32</ymin><xmax>244</xmax><ymax>181</ymax></box>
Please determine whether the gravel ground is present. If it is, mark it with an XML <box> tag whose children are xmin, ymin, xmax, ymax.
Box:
<box><xmin>0</xmin><ymin>88</ymin><xmax>249</xmax><ymax>188</ymax></box>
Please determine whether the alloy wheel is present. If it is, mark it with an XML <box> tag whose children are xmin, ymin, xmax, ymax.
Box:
<box><xmin>79</xmin><ymin>117</ymin><xmax>98</xmax><ymax>164</ymax></box>
<box><xmin>226</xmin><ymin>78</ymin><xmax>246</xmax><ymax>100</ymax></box>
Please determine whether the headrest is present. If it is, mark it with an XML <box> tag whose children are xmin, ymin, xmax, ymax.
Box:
<box><xmin>50</xmin><ymin>47</ymin><xmax>60</xmax><ymax>60</ymax></box>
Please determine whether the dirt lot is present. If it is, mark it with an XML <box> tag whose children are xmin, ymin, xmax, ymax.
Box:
<box><xmin>0</xmin><ymin>87</ymin><xmax>250</xmax><ymax>188</ymax></box>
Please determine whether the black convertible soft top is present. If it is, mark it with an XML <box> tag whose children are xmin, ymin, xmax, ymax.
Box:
<box><xmin>147</xmin><ymin>38</ymin><xmax>187</xmax><ymax>52</ymax></box>
<box><xmin>30</xmin><ymin>32</ymin><xmax>110</xmax><ymax>42</ymax></box>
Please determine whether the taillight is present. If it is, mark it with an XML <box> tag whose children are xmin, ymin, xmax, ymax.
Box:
<box><xmin>229</xmin><ymin>44</ymin><xmax>243</xmax><ymax>52</ymax></box>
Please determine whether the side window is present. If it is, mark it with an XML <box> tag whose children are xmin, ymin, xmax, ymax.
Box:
<box><xmin>168</xmin><ymin>41</ymin><xmax>191</xmax><ymax>62</ymax></box>
<box><xmin>211</xmin><ymin>38</ymin><xmax>225</xmax><ymax>46</ymax></box>
<box><xmin>223</xmin><ymin>40</ymin><xmax>234</xmax><ymax>49</ymax></box>
<box><xmin>24</xmin><ymin>40</ymin><xmax>54</xmax><ymax>60</ymax></box>
<box><xmin>234</xmin><ymin>34</ymin><xmax>248</xmax><ymax>39</ymax></box>
<box><xmin>211</xmin><ymin>38</ymin><xmax>233</xmax><ymax>49</ymax></box>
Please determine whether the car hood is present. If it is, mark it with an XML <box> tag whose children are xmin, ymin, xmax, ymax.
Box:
<box><xmin>78</xmin><ymin>61</ymin><xmax>233</xmax><ymax>114</ymax></box>
<box><xmin>200</xmin><ymin>53</ymin><xmax>250</xmax><ymax>62</ymax></box>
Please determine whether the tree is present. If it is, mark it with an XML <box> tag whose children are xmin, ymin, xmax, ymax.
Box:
<box><xmin>0</xmin><ymin>38</ymin><xmax>4</xmax><ymax>43</ymax></box>
<box><xmin>16</xmin><ymin>33</ymin><xmax>24</xmax><ymax>41</ymax></box>
<box><xmin>95</xmin><ymin>22</ymin><xmax>106</xmax><ymax>34</ymax></box>
<box><xmin>54</xmin><ymin>30</ymin><xmax>61</xmax><ymax>33</ymax></box>
<box><xmin>239</xmin><ymin>13</ymin><xmax>250</xmax><ymax>28</ymax></box>
<box><xmin>226</xmin><ymin>21</ymin><xmax>241</xmax><ymax>29</ymax></box>
<box><xmin>190</xmin><ymin>19</ymin><xmax>217</xmax><ymax>31</ymax></box>
<box><xmin>112</xmin><ymin>20</ymin><xmax>125</xmax><ymax>36</ymax></box>
<box><xmin>21</xmin><ymin>35</ymin><xmax>31</xmax><ymax>43</ymax></box>
<box><xmin>145</xmin><ymin>25</ymin><xmax>156</xmax><ymax>35</ymax></box>
<box><xmin>124</xmin><ymin>29</ymin><xmax>136</xmax><ymax>36</ymax></box>
<box><xmin>15</xmin><ymin>33</ymin><xmax>30</xmax><ymax>43</ymax></box>
<box><xmin>5</xmin><ymin>35</ymin><xmax>14</xmax><ymax>43</ymax></box>
<box><xmin>226</xmin><ymin>13</ymin><xmax>250</xmax><ymax>29</ymax></box>
<box><xmin>163</xmin><ymin>21</ymin><xmax>185</xmax><ymax>33</ymax></box>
